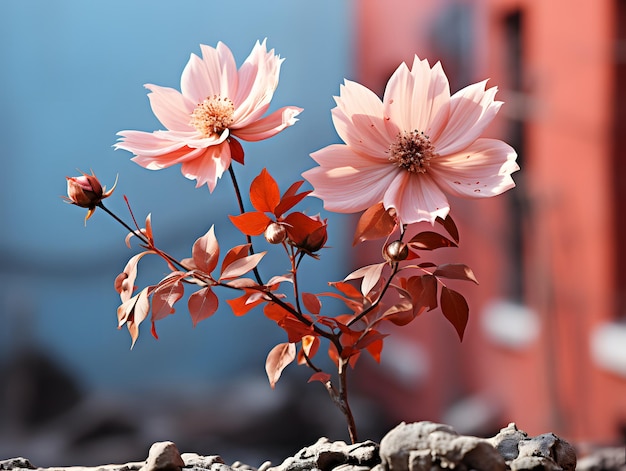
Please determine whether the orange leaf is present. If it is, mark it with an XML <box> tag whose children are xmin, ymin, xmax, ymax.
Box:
<box><xmin>302</xmin><ymin>292</ymin><xmax>321</xmax><ymax>315</ymax></box>
<box><xmin>226</xmin><ymin>290</ymin><xmax>266</xmax><ymax>316</ymax></box>
<box><xmin>297</xmin><ymin>335</ymin><xmax>320</xmax><ymax>364</ymax></box>
<box><xmin>265</xmin><ymin>342</ymin><xmax>296</xmax><ymax>388</ymax></box>
<box><xmin>307</xmin><ymin>371</ymin><xmax>332</xmax><ymax>384</ymax></box>
<box><xmin>188</xmin><ymin>286</ymin><xmax>219</xmax><ymax>326</ymax></box>
<box><xmin>274</xmin><ymin>180</ymin><xmax>311</xmax><ymax>217</ymax></box>
<box><xmin>440</xmin><ymin>286</ymin><xmax>469</xmax><ymax>341</ymax></box>
<box><xmin>250</xmin><ymin>168</ymin><xmax>280</xmax><ymax>213</ymax></box>
<box><xmin>353</xmin><ymin>202</ymin><xmax>397</xmax><ymax>245</ymax></box>
<box><xmin>191</xmin><ymin>225</ymin><xmax>220</xmax><ymax>274</ymax></box>
<box><xmin>229</xmin><ymin>212</ymin><xmax>272</xmax><ymax>236</ymax></box>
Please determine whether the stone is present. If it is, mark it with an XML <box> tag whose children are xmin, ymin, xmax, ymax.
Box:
<box><xmin>141</xmin><ymin>442</ymin><xmax>184</xmax><ymax>471</ymax></box>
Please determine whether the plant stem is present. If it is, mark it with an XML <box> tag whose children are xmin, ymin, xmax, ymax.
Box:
<box><xmin>228</xmin><ymin>166</ymin><xmax>264</xmax><ymax>285</ymax></box>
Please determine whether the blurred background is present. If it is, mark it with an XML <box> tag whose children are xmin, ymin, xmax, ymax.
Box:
<box><xmin>1</xmin><ymin>0</ymin><xmax>625</xmax><ymax>467</ymax></box>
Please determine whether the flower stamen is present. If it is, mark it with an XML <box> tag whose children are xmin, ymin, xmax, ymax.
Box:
<box><xmin>388</xmin><ymin>130</ymin><xmax>437</xmax><ymax>173</ymax></box>
<box><xmin>190</xmin><ymin>96</ymin><xmax>235</xmax><ymax>137</ymax></box>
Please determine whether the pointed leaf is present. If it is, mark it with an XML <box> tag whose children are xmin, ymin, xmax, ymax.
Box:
<box><xmin>226</xmin><ymin>290</ymin><xmax>266</xmax><ymax>316</ymax></box>
<box><xmin>433</xmin><ymin>263</ymin><xmax>479</xmax><ymax>284</ymax></box>
<box><xmin>274</xmin><ymin>180</ymin><xmax>311</xmax><ymax>217</ymax></box>
<box><xmin>440</xmin><ymin>287</ymin><xmax>469</xmax><ymax>341</ymax></box>
<box><xmin>407</xmin><ymin>274</ymin><xmax>439</xmax><ymax>311</ymax></box>
<box><xmin>221</xmin><ymin>244</ymin><xmax>251</xmax><ymax>273</ymax></box>
<box><xmin>302</xmin><ymin>292</ymin><xmax>322</xmax><ymax>315</ymax></box>
<box><xmin>307</xmin><ymin>371</ymin><xmax>332</xmax><ymax>384</ymax></box>
<box><xmin>188</xmin><ymin>286</ymin><xmax>219</xmax><ymax>326</ymax></box>
<box><xmin>220</xmin><ymin>252</ymin><xmax>266</xmax><ymax>281</ymax></box>
<box><xmin>265</xmin><ymin>342</ymin><xmax>296</xmax><ymax>388</ymax></box>
<box><xmin>192</xmin><ymin>225</ymin><xmax>220</xmax><ymax>274</ymax></box>
<box><xmin>344</xmin><ymin>262</ymin><xmax>386</xmax><ymax>297</ymax></box>
<box><xmin>229</xmin><ymin>137</ymin><xmax>245</xmax><ymax>164</ymax></box>
<box><xmin>250</xmin><ymin>168</ymin><xmax>280</xmax><ymax>213</ymax></box>
<box><xmin>151</xmin><ymin>273</ymin><xmax>185</xmax><ymax>321</ymax></box>
<box><xmin>115</xmin><ymin>251</ymin><xmax>155</xmax><ymax>302</ymax></box>
<box><xmin>229</xmin><ymin>212</ymin><xmax>272</xmax><ymax>236</ymax></box>
<box><xmin>408</xmin><ymin>231</ymin><xmax>458</xmax><ymax>251</ymax></box>
<box><xmin>297</xmin><ymin>335</ymin><xmax>320</xmax><ymax>364</ymax></box>
<box><xmin>436</xmin><ymin>214</ymin><xmax>459</xmax><ymax>243</ymax></box>
<box><xmin>353</xmin><ymin>202</ymin><xmax>397</xmax><ymax>245</ymax></box>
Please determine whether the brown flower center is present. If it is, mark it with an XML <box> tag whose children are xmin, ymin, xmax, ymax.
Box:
<box><xmin>388</xmin><ymin>130</ymin><xmax>437</xmax><ymax>173</ymax></box>
<box><xmin>190</xmin><ymin>95</ymin><xmax>235</xmax><ymax>137</ymax></box>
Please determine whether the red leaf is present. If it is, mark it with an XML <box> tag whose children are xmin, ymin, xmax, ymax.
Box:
<box><xmin>436</xmin><ymin>214</ymin><xmax>459</xmax><ymax>243</ymax></box>
<box><xmin>274</xmin><ymin>180</ymin><xmax>311</xmax><ymax>217</ymax></box>
<box><xmin>220</xmin><ymin>252</ymin><xmax>266</xmax><ymax>281</ymax></box>
<box><xmin>382</xmin><ymin>300</ymin><xmax>417</xmax><ymax>326</ymax></box>
<box><xmin>229</xmin><ymin>137</ymin><xmax>245</xmax><ymax>165</ymax></box>
<box><xmin>353</xmin><ymin>202</ymin><xmax>397</xmax><ymax>245</ymax></box>
<box><xmin>302</xmin><ymin>292</ymin><xmax>322</xmax><ymax>315</ymax></box>
<box><xmin>226</xmin><ymin>290</ymin><xmax>266</xmax><ymax>316</ymax></box>
<box><xmin>440</xmin><ymin>286</ymin><xmax>469</xmax><ymax>341</ymax></box>
<box><xmin>307</xmin><ymin>371</ymin><xmax>332</xmax><ymax>384</ymax></box>
<box><xmin>408</xmin><ymin>231</ymin><xmax>458</xmax><ymax>251</ymax></box>
<box><xmin>433</xmin><ymin>263</ymin><xmax>479</xmax><ymax>284</ymax></box>
<box><xmin>192</xmin><ymin>225</ymin><xmax>220</xmax><ymax>274</ymax></box>
<box><xmin>188</xmin><ymin>286</ymin><xmax>219</xmax><ymax>326</ymax></box>
<box><xmin>364</xmin><ymin>338</ymin><xmax>384</xmax><ymax>363</ymax></box>
<box><xmin>407</xmin><ymin>274</ymin><xmax>439</xmax><ymax>311</ymax></box>
<box><xmin>229</xmin><ymin>212</ymin><xmax>272</xmax><ymax>236</ymax></box>
<box><xmin>265</xmin><ymin>342</ymin><xmax>296</xmax><ymax>388</ymax></box>
<box><xmin>151</xmin><ymin>272</ymin><xmax>185</xmax><ymax>321</ymax></box>
<box><xmin>250</xmin><ymin>168</ymin><xmax>280</xmax><ymax>213</ymax></box>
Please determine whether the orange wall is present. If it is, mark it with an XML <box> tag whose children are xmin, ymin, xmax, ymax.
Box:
<box><xmin>355</xmin><ymin>0</ymin><xmax>625</xmax><ymax>444</ymax></box>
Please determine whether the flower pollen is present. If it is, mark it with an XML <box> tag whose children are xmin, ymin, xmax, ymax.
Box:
<box><xmin>190</xmin><ymin>95</ymin><xmax>235</xmax><ymax>137</ymax></box>
<box><xmin>388</xmin><ymin>130</ymin><xmax>437</xmax><ymax>174</ymax></box>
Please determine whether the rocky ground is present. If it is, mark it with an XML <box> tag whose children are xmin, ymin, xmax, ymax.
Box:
<box><xmin>1</xmin><ymin>422</ymin><xmax>624</xmax><ymax>471</ymax></box>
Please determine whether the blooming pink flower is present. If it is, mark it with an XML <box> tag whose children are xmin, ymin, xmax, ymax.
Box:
<box><xmin>115</xmin><ymin>40</ymin><xmax>303</xmax><ymax>192</ymax></box>
<box><xmin>302</xmin><ymin>56</ymin><xmax>519</xmax><ymax>225</ymax></box>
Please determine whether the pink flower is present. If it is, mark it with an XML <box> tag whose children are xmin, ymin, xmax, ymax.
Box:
<box><xmin>63</xmin><ymin>170</ymin><xmax>116</xmax><ymax>224</ymax></box>
<box><xmin>302</xmin><ymin>56</ymin><xmax>519</xmax><ymax>225</ymax></box>
<box><xmin>115</xmin><ymin>40</ymin><xmax>303</xmax><ymax>192</ymax></box>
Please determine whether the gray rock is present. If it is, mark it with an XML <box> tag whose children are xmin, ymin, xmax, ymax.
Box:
<box><xmin>513</xmin><ymin>433</ymin><xmax>576</xmax><ymax>471</ymax></box>
<box><xmin>180</xmin><ymin>455</ymin><xmax>225</xmax><ymax>470</ymax></box>
<box><xmin>0</xmin><ymin>458</ymin><xmax>35</xmax><ymax>471</ymax></box>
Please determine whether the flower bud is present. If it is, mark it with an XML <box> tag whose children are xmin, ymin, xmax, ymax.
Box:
<box><xmin>64</xmin><ymin>170</ymin><xmax>116</xmax><ymax>223</ymax></box>
<box><xmin>384</xmin><ymin>240</ymin><xmax>409</xmax><ymax>262</ymax></box>
<box><xmin>264</xmin><ymin>222</ymin><xmax>287</xmax><ymax>244</ymax></box>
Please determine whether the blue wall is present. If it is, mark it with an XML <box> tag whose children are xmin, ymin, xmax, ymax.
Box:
<box><xmin>0</xmin><ymin>1</ymin><xmax>354</xmax><ymax>392</ymax></box>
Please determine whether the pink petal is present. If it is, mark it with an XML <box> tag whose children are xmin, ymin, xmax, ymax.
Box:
<box><xmin>180</xmin><ymin>142</ymin><xmax>232</xmax><ymax>192</ymax></box>
<box><xmin>181</xmin><ymin>42</ymin><xmax>238</xmax><ymax>103</ymax></box>
<box><xmin>232</xmin><ymin>39</ymin><xmax>283</xmax><ymax>126</ymax></box>
<box><xmin>429</xmin><ymin>138</ymin><xmax>519</xmax><ymax>198</ymax></box>
<box><xmin>302</xmin><ymin>145</ymin><xmax>398</xmax><ymax>213</ymax></box>
<box><xmin>145</xmin><ymin>84</ymin><xmax>195</xmax><ymax>131</ymax></box>
<box><xmin>332</xmin><ymin>80</ymin><xmax>395</xmax><ymax>157</ymax></box>
<box><xmin>232</xmin><ymin>106</ymin><xmax>302</xmax><ymax>141</ymax></box>
<box><xmin>433</xmin><ymin>80</ymin><xmax>502</xmax><ymax>155</ymax></box>
<box><xmin>383</xmin><ymin>57</ymin><xmax>451</xmax><ymax>138</ymax></box>
<box><xmin>383</xmin><ymin>171</ymin><xmax>450</xmax><ymax>225</ymax></box>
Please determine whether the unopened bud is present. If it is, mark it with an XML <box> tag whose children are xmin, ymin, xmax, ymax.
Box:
<box><xmin>384</xmin><ymin>240</ymin><xmax>409</xmax><ymax>262</ymax></box>
<box><xmin>63</xmin><ymin>170</ymin><xmax>116</xmax><ymax>223</ymax></box>
<box><xmin>264</xmin><ymin>222</ymin><xmax>287</xmax><ymax>244</ymax></box>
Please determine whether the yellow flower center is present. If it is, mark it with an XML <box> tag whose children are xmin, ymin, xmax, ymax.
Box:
<box><xmin>388</xmin><ymin>130</ymin><xmax>437</xmax><ymax>173</ymax></box>
<box><xmin>190</xmin><ymin>96</ymin><xmax>235</xmax><ymax>137</ymax></box>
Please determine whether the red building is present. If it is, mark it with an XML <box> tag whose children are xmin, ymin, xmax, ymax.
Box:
<box><xmin>354</xmin><ymin>0</ymin><xmax>626</xmax><ymax>446</ymax></box>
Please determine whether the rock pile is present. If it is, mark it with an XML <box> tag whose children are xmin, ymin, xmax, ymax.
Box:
<box><xmin>1</xmin><ymin>421</ymin><xmax>624</xmax><ymax>471</ymax></box>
